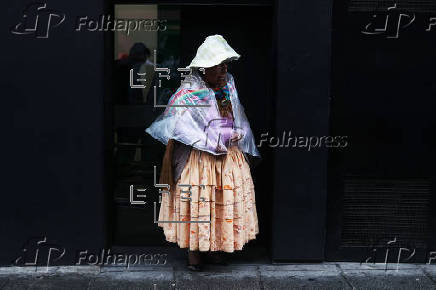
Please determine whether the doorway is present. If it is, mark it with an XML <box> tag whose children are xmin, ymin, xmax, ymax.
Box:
<box><xmin>107</xmin><ymin>2</ymin><xmax>275</xmax><ymax>262</ymax></box>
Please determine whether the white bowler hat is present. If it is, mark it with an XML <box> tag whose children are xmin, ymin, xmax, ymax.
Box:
<box><xmin>187</xmin><ymin>35</ymin><xmax>240</xmax><ymax>69</ymax></box>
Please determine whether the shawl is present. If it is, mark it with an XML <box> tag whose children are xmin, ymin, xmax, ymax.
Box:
<box><xmin>145</xmin><ymin>71</ymin><xmax>260</xmax><ymax>157</ymax></box>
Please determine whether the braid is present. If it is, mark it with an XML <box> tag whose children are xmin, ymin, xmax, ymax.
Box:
<box><xmin>217</xmin><ymin>99</ymin><xmax>233</xmax><ymax>119</ymax></box>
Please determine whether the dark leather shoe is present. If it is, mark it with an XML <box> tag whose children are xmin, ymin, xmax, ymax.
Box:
<box><xmin>187</xmin><ymin>263</ymin><xmax>203</xmax><ymax>271</ymax></box>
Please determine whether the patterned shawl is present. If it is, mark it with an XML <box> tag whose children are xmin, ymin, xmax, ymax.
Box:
<box><xmin>145</xmin><ymin>71</ymin><xmax>260</xmax><ymax>157</ymax></box>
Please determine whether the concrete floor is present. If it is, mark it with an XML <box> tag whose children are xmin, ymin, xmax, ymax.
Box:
<box><xmin>1</xmin><ymin>262</ymin><xmax>436</xmax><ymax>289</ymax></box>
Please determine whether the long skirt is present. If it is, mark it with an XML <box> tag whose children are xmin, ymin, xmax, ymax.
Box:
<box><xmin>157</xmin><ymin>145</ymin><xmax>259</xmax><ymax>252</ymax></box>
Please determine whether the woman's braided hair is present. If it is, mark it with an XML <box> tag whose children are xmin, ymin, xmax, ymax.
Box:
<box><xmin>217</xmin><ymin>97</ymin><xmax>233</xmax><ymax>119</ymax></box>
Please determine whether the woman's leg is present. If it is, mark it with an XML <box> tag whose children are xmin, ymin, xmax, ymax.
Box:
<box><xmin>187</xmin><ymin>250</ymin><xmax>203</xmax><ymax>271</ymax></box>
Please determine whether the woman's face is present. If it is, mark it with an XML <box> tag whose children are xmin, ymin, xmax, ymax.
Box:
<box><xmin>202</xmin><ymin>61</ymin><xmax>228</xmax><ymax>88</ymax></box>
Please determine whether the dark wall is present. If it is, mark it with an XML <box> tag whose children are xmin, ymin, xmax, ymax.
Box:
<box><xmin>0</xmin><ymin>1</ymin><xmax>106</xmax><ymax>265</ymax></box>
<box><xmin>272</xmin><ymin>0</ymin><xmax>332</xmax><ymax>261</ymax></box>
<box><xmin>326</xmin><ymin>3</ymin><xmax>436</xmax><ymax>261</ymax></box>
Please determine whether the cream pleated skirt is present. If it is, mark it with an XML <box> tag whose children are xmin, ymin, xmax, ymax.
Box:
<box><xmin>157</xmin><ymin>145</ymin><xmax>259</xmax><ymax>252</ymax></box>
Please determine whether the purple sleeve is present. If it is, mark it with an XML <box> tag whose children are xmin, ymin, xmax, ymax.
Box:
<box><xmin>217</xmin><ymin>117</ymin><xmax>234</xmax><ymax>147</ymax></box>
<box><xmin>202</xmin><ymin>118</ymin><xmax>232</xmax><ymax>153</ymax></box>
<box><xmin>172</xmin><ymin>107</ymin><xmax>230</xmax><ymax>155</ymax></box>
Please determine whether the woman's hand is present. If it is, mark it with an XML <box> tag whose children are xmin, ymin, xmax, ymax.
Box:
<box><xmin>229</xmin><ymin>131</ymin><xmax>243</xmax><ymax>145</ymax></box>
<box><xmin>215</xmin><ymin>143</ymin><xmax>227</xmax><ymax>153</ymax></box>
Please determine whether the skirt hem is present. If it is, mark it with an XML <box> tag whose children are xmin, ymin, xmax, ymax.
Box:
<box><xmin>159</xmin><ymin>226</ymin><xmax>260</xmax><ymax>253</ymax></box>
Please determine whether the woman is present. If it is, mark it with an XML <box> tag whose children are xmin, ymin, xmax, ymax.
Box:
<box><xmin>146</xmin><ymin>35</ymin><xmax>260</xmax><ymax>271</ymax></box>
